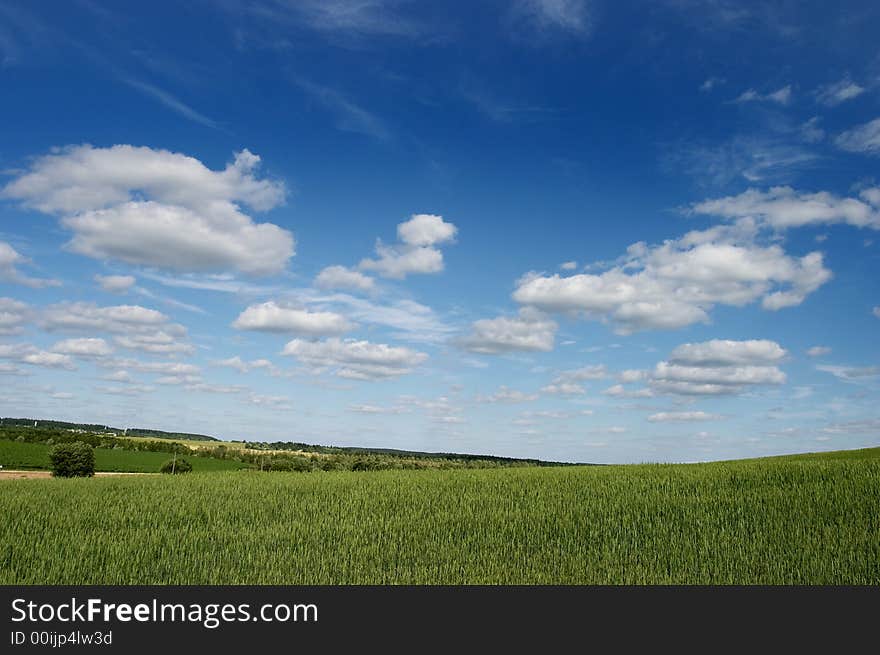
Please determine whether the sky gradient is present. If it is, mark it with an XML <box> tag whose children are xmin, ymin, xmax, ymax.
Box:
<box><xmin>1</xmin><ymin>0</ymin><xmax>879</xmax><ymax>463</ymax></box>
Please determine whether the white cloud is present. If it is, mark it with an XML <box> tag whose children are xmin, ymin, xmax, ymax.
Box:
<box><xmin>618</xmin><ymin>369</ymin><xmax>648</xmax><ymax>383</ymax></box>
<box><xmin>667</xmin><ymin>339</ymin><xmax>787</xmax><ymax>367</ymax></box>
<box><xmin>0</xmin><ymin>343</ymin><xmax>76</xmax><ymax>370</ymax></box>
<box><xmin>815</xmin><ymin>365</ymin><xmax>879</xmax><ymax>381</ymax></box>
<box><xmin>96</xmin><ymin>384</ymin><xmax>155</xmax><ymax>396</ymax></box>
<box><xmin>691</xmin><ymin>186</ymin><xmax>880</xmax><ymax>230</ymax></box>
<box><xmin>700</xmin><ymin>77</ymin><xmax>724</xmax><ymax>92</ymax></box>
<box><xmin>41</xmin><ymin>302</ymin><xmax>170</xmax><ymax>333</ymax></box>
<box><xmin>510</xmin><ymin>0</ymin><xmax>592</xmax><ymax>39</ymax></box>
<box><xmin>0</xmin><ymin>297</ymin><xmax>29</xmax><ymax>335</ymax></box>
<box><xmin>649</xmin><ymin>339</ymin><xmax>787</xmax><ymax>396</ymax></box>
<box><xmin>806</xmin><ymin>346</ymin><xmax>831</xmax><ymax>357</ymax></box>
<box><xmin>103</xmin><ymin>358</ymin><xmax>200</xmax><ymax>377</ymax></box>
<box><xmin>314</xmin><ymin>266</ymin><xmax>375</xmax><ymax>292</ymax></box>
<box><xmin>359</xmin><ymin>214</ymin><xmax>457</xmax><ymax>279</ymax></box>
<box><xmin>212</xmin><ymin>356</ymin><xmax>279</xmax><ymax>375</ymax></box>
<box><xmin>601</xmin><ymin>384</ymin><xmax>653</xmax><ymax>398</ymax></box>
<box><xmin>800</xmin><ymin>117</ymin><xmax>824</xmax><ymax>144</ymax></box>
<box><xmin>540</xmin><ymin>382</ymin><xmax>585</xmax><ymax>396</ymax></box>
<box><xmin>113</xmin><ymin>332</ymin><xmax>195</xmax><ymax>355</ymax></box>
<box><xmin>281</xmin><ymin>337</ymin><xmax>428</xmax><ymax>380</ymax></box>
<box><xmin>815</xmin><ymin>78</ymin><xmax>865</xmax><ymax>107</ymax></box>
<box><xmin>185</xmin><ymin>382</ymin><xmax>247</xmax><ymax>394</ymax></box>
<box><xmin>103</xmin><ymin>370</ymin><xmax>134</xmax><ymax>383</ymax></box>
<box><xmin>282</xmin><ymin>289</ymin><xmax>454</xmax><ymax>343</ymax></box>
<box><xmin>479</xmin><ymin>386</ymin><xmax>539</xmax><ymax>403</ymax></box>
<box><xmin>348</xmin><ymin>403</ymin><xmax>408</xmax><ymax>415</ymax></box>
<box><xmin>459</xmin><ymin>308</ymin><xmax>557</xmax><ymax>354</ymax></box>
<box><xmin>1</xmin><ymin>145</ymin><xmax>293</xmax><ymax>275</ymax></box>
<box><xmin>552</xmin><ymin>364</ymin><xmax>607</xmax><ymax>382</ymax></box>
<box><xmin>95</xmin><ymin>274</ymin><xmax>136</xmax><ymax>293</ymax></box>
<box><xmin>248</xmin><ymin>393</ymin><xmax>293</xmax><ymax>410</ymax></box>
<box><xmin>232</xmin><ymin>301</ymin><xmax>355</xmax><ymax>336</ymax></box>
<box><xmin>835</xmin><ymin>118</ymin><xmax>880</xmax><ymax>156</ymax></box>
<box><xmin>513</xmin><ymin>222</ymin><xmax>831</xmax><ymax>333</ymax></box>
<box><xmin>50</xmin><ymin>337</ymin><xmax>114</xmax><ymax>358</ymax></box>
<box><xmin>0</xmin><ymin>241</ymin><xmax>60</xmax><ymax>288</ymax></box>
<box><xmin>874</xmin><ymin>306</ymin><xmax>880</xmax><ymax>319</ymax></box>
<box><xmin>560</xmin><ymin>261</ymin><xmax>577</xmax><ymax>270</ymax></box>
<box><xmin>396</xmin><ymin>213</ymin><xmax>457</xmax><ymax>247</ymax></box>
<box><xmin>735</xmin><ymin>85</ymin><xmax>791</xmax><ymax>105</ymax></box>
<box><xmin>647</xmin><ymin>411</ymin><xmax>722</xmax><ymax>423</ymax></box>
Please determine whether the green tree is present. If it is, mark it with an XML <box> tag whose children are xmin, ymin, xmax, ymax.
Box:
<box><xmin>160</xmin><ymin>457</ymin><xmax>192</xmax><ymax>474</ymax></box>
<box><xmin>49</xmin><ymin>442</ymin><xmax>95</xmax><ymax>478</ymax></box>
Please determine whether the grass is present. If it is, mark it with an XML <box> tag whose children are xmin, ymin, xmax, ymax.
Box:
<box><xmin>1</xmin><ymin>447</ymin><xmax>878</xmax><ymax>584</ymax></box>
<box><xmin>0</xmin><ymin>439</ymin><xmax>248</xmax><ymax>473</ymax></box>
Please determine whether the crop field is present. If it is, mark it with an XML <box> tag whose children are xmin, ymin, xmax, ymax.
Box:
<box><xmin>0</xmin><ymin>439</ymin><xmax>248</xmax><ymax>473</ymax></box>
<box><xmin>1</xmin><ymin>447</ymin><xmax>878</xmax><ymax>585</ymax></box>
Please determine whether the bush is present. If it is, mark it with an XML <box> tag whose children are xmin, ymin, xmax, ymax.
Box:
<box><xmin>160</xmin><ymin>457</ymin><xmax>192</xmax><ymax>474</ymax></box>
<box><xmin>50</xmin><ymin>441</ymin><xmax>95</xmax><ymax>478</ymax></box>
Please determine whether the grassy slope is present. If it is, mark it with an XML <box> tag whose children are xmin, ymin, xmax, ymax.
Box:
<box><xmin>1</xmin><ymin>446</ymin><xmax>877</xmax><ymax>584</ymax></box>
<box><xmin>0</xmin><ymin>439</ymin><xmax>247</xmax><ymax>472</ymax></box>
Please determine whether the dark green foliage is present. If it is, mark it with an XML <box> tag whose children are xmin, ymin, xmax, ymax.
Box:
<box><xmin>160</xmin><ymin>457</ymin><xmax>193</xmax><ymax>474</ymax></box>
<box><xmin>49</xmin><ymin>441</ymin><xmax>95</xmax><ymax>478</ymax></box>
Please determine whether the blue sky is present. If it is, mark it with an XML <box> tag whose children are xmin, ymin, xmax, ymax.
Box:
<box><xmin>1</xmin><ymin>0</ymin><xmax>878</xmax><ymax>463</ymax></box>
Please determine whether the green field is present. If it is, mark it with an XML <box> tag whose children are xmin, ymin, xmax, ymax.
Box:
<box><xmin>1</xmin><ymin>447</ymin><xmax>878</xmax><ymax>584</ymax></box>
<box><xmin>0</xmin><ymin>439</ymin><xmax>248</xmax><ymax>473</ymax></box>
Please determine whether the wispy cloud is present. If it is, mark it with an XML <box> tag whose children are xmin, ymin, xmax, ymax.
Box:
<box><xmin>121</xmin><ymin>78</ymin><xmax>220</xmax><ymax>129</ymax></box>
<box><xmin>509</xmin><ymin>0</ymin><xmax>593</xmax><ymax>39</ymax></box>
<box><xmin>296</xmin><ymin>78</ymin><xmax>389</xmax><ymax>140</ymax></box>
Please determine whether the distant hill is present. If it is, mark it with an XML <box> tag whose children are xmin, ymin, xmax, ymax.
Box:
<box><xmin>243</xmin><ymin>440</ymin><xmax>580</xmax><ymax>466</ymax></box>
<box><xmin>0</xmin><ymin>418</ymin><xmax>219</xmax><ymax>442</ymax></box>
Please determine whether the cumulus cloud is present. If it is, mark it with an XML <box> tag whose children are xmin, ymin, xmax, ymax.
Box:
<box><xmin>41</xmin><ymin>302</ymin><xmax>170</xmax><ymax>333</ymax></box>
<box><xmin>359</xmin><ymin>214</ymin><xmax>457</xmax><ymax>279</ymax></box>
<box><xmin>815</xmin><ymin>78</ymin><xmax>865</xmax><ymax>106</ymax></box>
<box><xmin>540</xmin><ymin>382</ymin><xmax>585</xmax><ymax>396</ymax></box>
<box><xmin>0</xmin><ymin>241</ymin><xmax>60</xmax><ymax>288</ymax></box>
<box><xmin>649</xmin><ymin>339</ymin><xmax>787</xmax><ymax>395</ymax></box>
<box><xmin>734</xmin><ymin>85</ymin><xmax>791</xmax><ymax>105</ymax></box>
<box><xmin>478</xmin><ymin>386</ymin><xmax>540</xmax><ymax>403</ymax></box>
<box><xmin>1</xmin><ymin>145</ymin><xmax>293</xmax><ymax>275</ymax></box>
<box><xmin>691</xmin><ymin>186</ymin><xmax>880</xmax><ymax>230</ymax></box>
<box><xmin>0</xmin><ymin>343</ymin><xmax>76</xmax><ymax>370</ymax></box>
<box><xmin>102</xmin><ymin>358</ymin><xmax>200</xmax><ymax>377</ymax></box>
<box><xmin>458</xmin><ymin>308</ymin><xmax>557</xmax><ymax>354</ymax></box>
<box><xmin>667</xmin><ymin>339</ymin><xmax>787</xmax><ymax>367</ymax></box>
<box><xmin>113</xmin><ymin>332</ymin><xmax>195</xmax><ymax>355</ymax></box>
<box><xmin>314</xmin><ymin>266</ymin><xmax>375</xmax><ymax>292</ymax></box>
<box><xmin>95</xmin><ymin>274</ymin><xmax>136</xmax><ymax>293</ymax></box>
<box><xmin>212</xmin><ymin>356</ymin><xmax>279</xmax><ymax>375</ymax></box>
<box><xmin>647</xmin><ymin>411</ymin><xmax>722</xmax><ymax>423</ymax></box>
<box><xmin>835</xmin><ymin>118</ymin><xmax>880</xmax><ymax>156</ymax></box>
<box><xmin>232</xmin><ymin>301</ymin><xmax>355</xmax><ymax>336</ymax></box>
<box><xmin>807</xmin><ymin>346</ymin><xmax>831</xmax><ymax>357</ymax></box>
<box><xmin>513</xmin><ymin>221</ymin><xmax>831</xmax><ymax>333</ymax></box>
<box><xmin>50</xmin><ymin>337</ymin><xmax>114</xmax><ymax>358</ymax></box>
<box><xmin>0</xmin><ymin>297</ymin><xmax>30</xmax><ymax>335</ymax></box>
<box><xmin>602</xmin><ymin>384</ymin><xmax>653</xmax><ymax>398</ymax></box>
<box><xmin>38</xmin><ymin>301</ymin><xmax>193</xmax><ymax>354</ymax></box>
<box><xmin>552</xmin><ymin>364</ymin><xmax>607</xmax><ymax>382</ymax></box>
<box><xmin>396</xmin><ymin>213</ymin><xmax>457</xmax><ymax>246</ymax></box>
<box><xmin>560</xmin><ymin>261</ymin><xmax>578</xmax><ymax>270</ymax></box>
<box><xmin>281</xmin><ymin>337</ymin><xmax>428</xmax><ymax>380</ymax></box>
